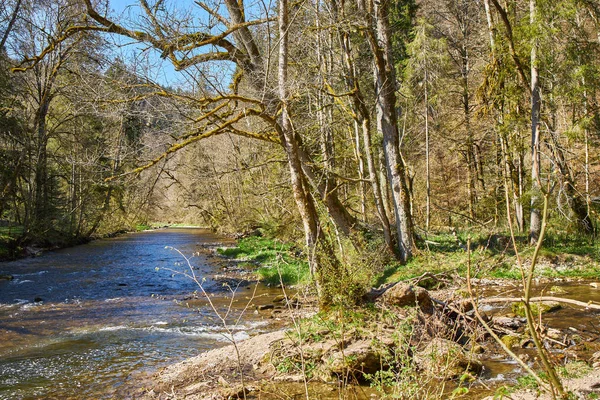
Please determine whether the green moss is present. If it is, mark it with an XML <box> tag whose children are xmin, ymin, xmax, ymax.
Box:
<box><xmin>515</xmin><ymin>374</ymin><xmax>541</xmax><ymax>390</ymax></box>
<box><xmin>500</xmin><ymin>334</ymin><xmax>520</xmax><ymax>348</ymax></box>
<box><xmin>511</xmin><ymin>301</ymin><xmax>562</xmax><ymax>317</ymax></box>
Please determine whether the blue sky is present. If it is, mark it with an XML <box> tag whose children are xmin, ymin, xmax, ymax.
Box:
<box><xmin>104</xmin><ymin>0</ymin><xmax>231</xmax><ymax>89</ymax></box>
<box><xmin>105</xmin><ymin>0</ymin><xmax>181</xmax><ymax>86</ymax></box>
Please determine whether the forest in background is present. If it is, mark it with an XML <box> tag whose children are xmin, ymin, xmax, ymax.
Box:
<box><xmin>1</xmin><ymin>0</ymin><xmax>599</xmax><ymax>300</ymax></box>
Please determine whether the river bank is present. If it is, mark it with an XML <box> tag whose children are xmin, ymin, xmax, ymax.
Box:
<box><xmin>0</xmin><ymin>227</ymin><xmax>129</xmax><ymax>262</ymax></box>
<box><xmin>3</xmin><ymin>228</ymin><xmax>599</xmax><ymax>399</ymax></box>
<box><xmin>132</xmin><ymin>273</ymin><xmax>600</xmax><ymax>399</ymax></box>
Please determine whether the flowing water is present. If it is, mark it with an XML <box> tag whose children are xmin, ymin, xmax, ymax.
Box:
<box><xmin>0</xmin><ymin>228</ymin><xmax>283</xmax><ymax>400</ymax></box>
<box><xmin>2</xmin><ymin>229</ymin><xmax>599</xmax><ymax>399</ymax></box>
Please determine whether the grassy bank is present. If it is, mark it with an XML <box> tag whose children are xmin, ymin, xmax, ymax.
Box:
<box><xmin>380</xmin><ymin>231</ymin><xmax>600</xmax><ymax>286</ymax></box>
<box><xmin>225</xmin><ymin>230</ymin><xmax>600</xmax><ymax>292</ymax></box>
<box><xmin>217</xmin><ymin>236</ymin><xmax>309</xmax><ymax>285</ymax></box>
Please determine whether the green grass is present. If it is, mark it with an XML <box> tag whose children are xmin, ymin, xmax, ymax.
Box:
<box><xmin>379</xmin><ymin>230</ymin><xmax>600</xmax><ymax>286</ymax></box>
<box><xmin>558</xmin><ymin>361</ymin><xmax>592</xmax><ymax>379</ymax></box>
<box><xmin>218</xmin><ymin>236</ymin><xmax>309</xmax><ymax>285</ymax></box>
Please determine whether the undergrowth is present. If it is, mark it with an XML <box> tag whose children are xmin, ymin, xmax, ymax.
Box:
<box><xmin>0</xmin><ymin>226</ymin><xmax>22</xmax><ymax>260</ymax></box>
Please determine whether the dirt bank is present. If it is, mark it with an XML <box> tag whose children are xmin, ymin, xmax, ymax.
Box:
<box><xmin>135</xmin><ymin>280</ymin><xmax>600</xmax><ymax>400</ymax></box>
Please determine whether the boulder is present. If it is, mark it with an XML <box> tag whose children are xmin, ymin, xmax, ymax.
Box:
<box><xmin>415</xmin><ymin>338</ymin><xmax>482</xmax><ymax>379</ymax></box>
<box><xmin>381</xmin><ymin>283</ymin><xmax>434</xmax><ymax>314</ymax></box>
<box><xmin>511</xmin><ymin>301</ymin><xmax>561</xmax><ymax>317</ymax></box>
<box><xmin>327</xmin><ymin>340</ymin><xmax>382</xmax><ymax>376</ymax></box>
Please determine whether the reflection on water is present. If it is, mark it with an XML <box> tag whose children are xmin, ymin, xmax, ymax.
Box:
<box><xmin>0</xmin><ymin>229</ymin><xmax>280</xmax><ymax>399</ymax></box>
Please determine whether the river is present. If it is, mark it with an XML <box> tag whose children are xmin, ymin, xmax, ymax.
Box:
<box><xmin>0</xmin><ymin>228</ymin><xmax>281</xmax><ymax>400</ymax></box>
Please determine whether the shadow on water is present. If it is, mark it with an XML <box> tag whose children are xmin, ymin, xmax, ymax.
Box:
<box><xmin>0</xmin><ymin>228</ymin><xmax>284</xmax><ymax>399</ymax></box>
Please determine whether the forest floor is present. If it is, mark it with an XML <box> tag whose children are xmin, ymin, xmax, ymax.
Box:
<box><xmin>132</xmin><ymin>231</ymin><xmax>600</xmax><ymax>400</ymax></box>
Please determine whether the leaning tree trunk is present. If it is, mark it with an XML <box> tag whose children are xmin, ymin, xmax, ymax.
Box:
<box><xmin>548</xmin><ymin>131</ymin><xmax>593</xmax><ymax>234</ymax></box>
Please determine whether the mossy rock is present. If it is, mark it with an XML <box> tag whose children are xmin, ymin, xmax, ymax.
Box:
<box><xmin>549</xmin><ymin>286</ymin><xmax>567</xmax><ymax>294</ymax></box>
<box><xmin>501</xmin><ymin>334</ymin><xmax>521</xmax><ymax>348</ymax></box>
<box><xmin>381</xmin><ymin>283</ymin><xmax>434</xmax><ymax>314</ymax></box>
<box><xmin>326</xmin><ymin>339</ymin><xmax>383</xmax><ymax>377</ymax></box>
<box><xmin>511</xmin><ymin>301</ymin><xmax>561</xmax><ymax>317</ymax></box>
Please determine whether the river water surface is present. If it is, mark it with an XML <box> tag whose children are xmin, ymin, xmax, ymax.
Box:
<box><xmin>0</xmin><ymin>228</ymin><xmax>281</xmax><ymax>399</ymax></box>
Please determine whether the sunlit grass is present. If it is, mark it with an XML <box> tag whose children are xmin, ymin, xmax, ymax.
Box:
<box><xmin>379</xmin><ymin>229</ymin><xmax>600</xmax><ymax>285</ymax></box>
<box><xmin>218</xmin><ymin>236</ymin><xmax>309</xmax><ymax>285</ymax></box>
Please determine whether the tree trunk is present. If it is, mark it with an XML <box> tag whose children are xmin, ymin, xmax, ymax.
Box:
<box><xmin>278</xmin><ymin>0</ymin><xmax>327</xmax><ymax>298</ymax></box>
<box><xmin>0</xmin><ymin>0</ymin><xmax>22</xmax><ymax>49</ymax></box>
<box><xmin>424</xmin><ymin>69</ymin><xmax>431</xmax><ymax>231</ymax></box>
<box><xmin>33</xmin><ymin>102</ymin><xmax>50</xmax><ymax>235</ymax></box>
<box><xmin>548</xmin><ymin>131</ymin><xmax>593</xmax><ymax>234</ymax></box>
<box><xmin>353</xmin><ymin>122</ymin><xmax>367</xmax><ymax>222</ymax></box>
<box><xmin>368</xmin><ymin>0</ymin><xmax>414</xmax><ymax>263</ymax></box>
<box><xmin>339</xmin><ymin>27</ymin><xmax>394</xmax><ymax>253</ymax></box>
<box><xmin>583</xmin><ymin>85</ymin><xmax>592</xmax><ymax>234</ymax></box>
<box><xmin>483</xmin><ymin>0</ymin><xmax>496</xmax><ymax>52</ymax></box>
<box><xmin>529</xmin><ymin>0</ymin><xmax>542</xmax><ymax>244</ymax></box>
